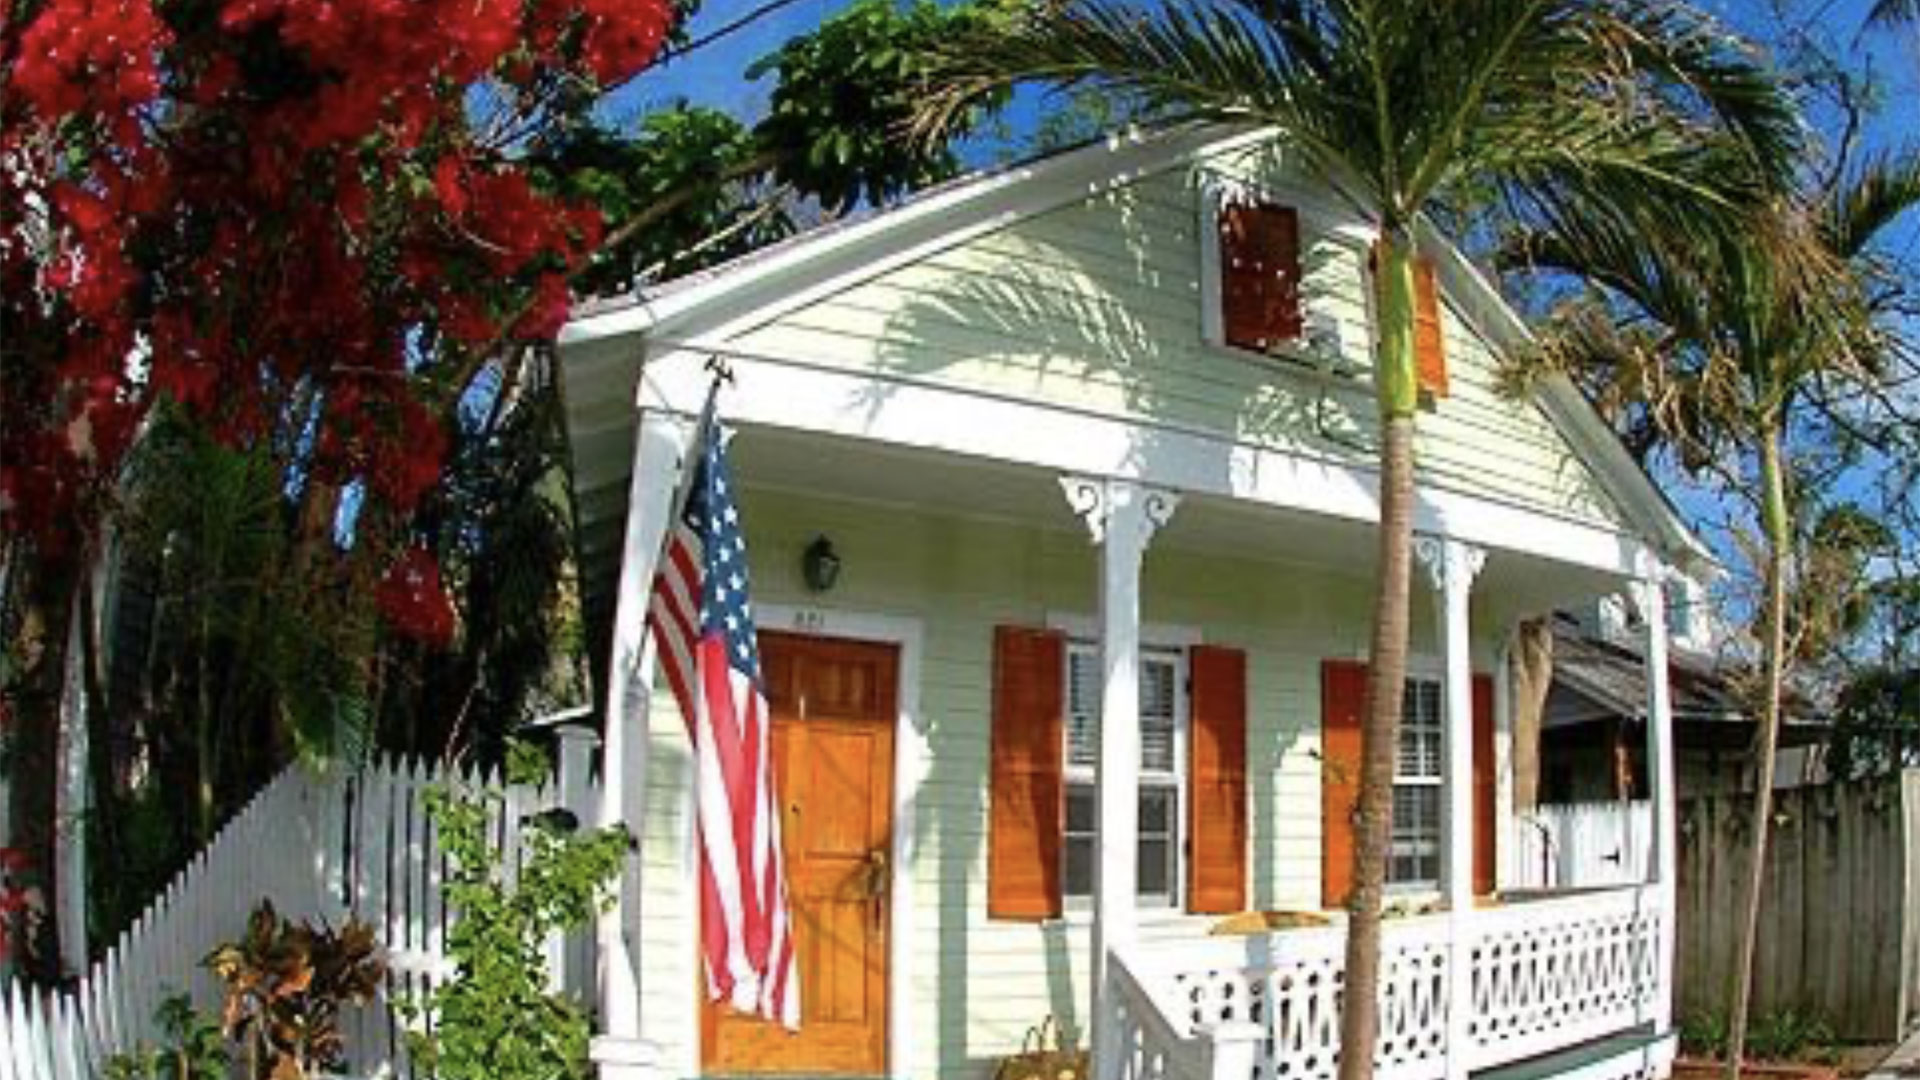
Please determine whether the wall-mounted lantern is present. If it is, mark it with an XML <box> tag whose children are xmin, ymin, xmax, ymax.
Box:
<box><xmin>803</xmin><ymin>535</ymin><xmax>841</xmax><ymax>593</ymax></box>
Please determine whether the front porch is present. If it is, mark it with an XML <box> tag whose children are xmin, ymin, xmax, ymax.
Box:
<box><xmin>575</xmin><ymin>403</ymin><xmax>1681</xmax><ymax>1080</ymax></box>
<box><xmin>1110</xmin><ymin>884</ymin><xmax>1673</xmax><ymax>1080</ymax></box>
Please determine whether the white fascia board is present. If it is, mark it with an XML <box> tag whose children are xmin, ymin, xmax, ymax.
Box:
<box><xmin>1412</xmin><ymin>219</ymin><xmax>1711</xmax><ymax>575</ymax></box>
<box><xmin>638</xmin><ymin>346</ymin><xmax>1659</xmax><ymax>578</ymax></box>
<box><xmin>558</xmin><ymin>122</ymin><xmax>1270</xmax><ymax>354</ymax></box>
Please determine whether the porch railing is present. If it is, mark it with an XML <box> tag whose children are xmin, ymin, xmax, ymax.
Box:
<box><xmin>1110</xmin><ymin>885</ymin><xmax>1664</xmax><ymax>1080</ymax></box>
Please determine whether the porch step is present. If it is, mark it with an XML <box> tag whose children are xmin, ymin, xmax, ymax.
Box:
<box><xmin>1474</xmin><ymin>1026</ymin><xmax>1672</xmax><ymax>1080</ymax></box>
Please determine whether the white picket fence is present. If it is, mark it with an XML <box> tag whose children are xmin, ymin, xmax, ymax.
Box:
<box><xmin>0</xmin><ymin>743</ymin><xmax>599</xmax><ymax>1080</ymax></box>
<box><xmin>1510</xmin><ymin>800</ymin><xmax>1653</xmax><ymax>889</ymax></box>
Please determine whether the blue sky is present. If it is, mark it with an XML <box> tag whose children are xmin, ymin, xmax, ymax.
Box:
<box><xmin>615</xmin><ymin>0</ymin><xmax>1920</xmax><ymax>599</ymax></box>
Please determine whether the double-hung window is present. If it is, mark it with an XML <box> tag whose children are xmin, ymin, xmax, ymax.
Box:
<box><xmin>1062</xmin><ymin>642</ymin><xmax>1186</xmax><ymax>908</ymax></box>
<box><xmin>1390</xmin><ymin>677</ymin><xmax>1444</xmax><ymax>888</ymax></box>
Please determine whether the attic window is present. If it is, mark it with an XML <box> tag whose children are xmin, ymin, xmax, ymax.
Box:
<box><xmin>1201</xmin><ymin>182</ymin><xmax>1306</xmax><ymax>355</ymax></box>
<box><xmin>1219</xmin><ymin>201</ymin><xmax>1303</xmax><ymax>351</ymax></box>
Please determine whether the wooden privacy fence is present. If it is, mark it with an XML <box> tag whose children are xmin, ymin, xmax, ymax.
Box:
<box><xmin>0</xmin><ymin>744</ymin><xmax>599</xmax><ymax>1080</ymax></box>
<box><xmin>1674</xmin><ymin>772</ymin><xmax>1920</xmax><ymax>1042</ymax></box>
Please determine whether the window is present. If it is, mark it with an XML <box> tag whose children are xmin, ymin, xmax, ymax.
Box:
<box><xmin>1063</xmin><ymin>642</ymin><xmax>1186</xmax><ymax>907</ymax></box>
<box><xmin>1665</xmin><ymin>577</ymin><xmax>1695</xmax><ymax>643</ymax></box>
<box><xmin>1200</xmin><ymin>182</ymin><xmax>1305</xmax><ymax>355</ymax></box>
<box><xmin>1390</xmin><ymin>677</ymin><xmax>1443</xmax><ymax>888</ymax></box>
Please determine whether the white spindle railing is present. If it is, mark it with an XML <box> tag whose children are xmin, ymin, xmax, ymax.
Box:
<box><xmin>1114</xmin><ymin>885</ymin><xmax>1665</xmax><ymax>1080</ymax></box>
<box><xmin>1463</xmin><ymin>886</ymin><xmax>1661</xmax><ymax>1069</ymax></box>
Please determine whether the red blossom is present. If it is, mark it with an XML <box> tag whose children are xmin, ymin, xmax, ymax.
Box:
<box><xmin>376</xmin><ymin>547</ymin><xmax>457</xmax><ymax>647</ymax></box>
<box><xmin>1</xmin><ymin>0</ymin><xmax>674</xmax><ymax>547</ymax></box>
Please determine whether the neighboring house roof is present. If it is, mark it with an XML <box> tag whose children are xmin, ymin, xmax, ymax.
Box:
<box><xmin>559</xmin><ymin>122</ymin><xmax>1711</xmax><ymax>615</ymax></box>
<box><xmin>1547</xmin><ymin>617</ymin><xmax>1827</xmax><ymax>745</ymax></box>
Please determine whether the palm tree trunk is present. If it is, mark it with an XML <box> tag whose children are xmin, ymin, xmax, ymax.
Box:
<box><xmin>1339</xmin><ymin>230</ymin><xmax>1421</xmax><ymax>1080</ymax></box>
<box><xmin>1723</xmin><ymin>421</ymin><xmax>1791</xmax><ymax>1080</ymax></box>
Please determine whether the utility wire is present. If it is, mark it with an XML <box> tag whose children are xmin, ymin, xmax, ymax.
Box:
<box><xmin>656</xmin><ymin>0</ymin><xmax>820</xmax><ymax>66</ymax></box>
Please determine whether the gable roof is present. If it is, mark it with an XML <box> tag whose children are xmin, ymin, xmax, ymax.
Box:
<box><xmin>560</xmin><ymin>122</ymin><xmax>1711</xmax><ymax>605</ymax></box>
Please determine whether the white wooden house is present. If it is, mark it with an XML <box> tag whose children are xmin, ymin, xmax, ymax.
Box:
<box><xmin>557</xmin><ymin>124</ymin><xmax>1695</xmax><ymax>1080</ymax></box>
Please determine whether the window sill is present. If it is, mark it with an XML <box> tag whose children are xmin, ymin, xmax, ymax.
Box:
<box><xmin>1204</xmin><ymin>335</ymin><xmax>1366</xmax><ymax>386</ymax></box>
<box><xmin>1044</xmin><ymin>904</ymin><xmax>1198</xmax><ymax>928</ymax></box>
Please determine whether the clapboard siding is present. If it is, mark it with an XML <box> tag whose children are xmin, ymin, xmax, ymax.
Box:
<box><xmin>632</xmin><ymin>488</ymin><xmax>1504</xmax><ymax>1079</ymax></box>
<box><xmin>720</xmin><ymin>153</ymin><xmax>1625</xmax><ymax>531</ymax></box>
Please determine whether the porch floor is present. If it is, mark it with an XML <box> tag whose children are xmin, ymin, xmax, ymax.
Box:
<box><xmin>1475</xmin><ymin>1025</ymin><xmax>1669</xmax><ymax>1080</ymax></box>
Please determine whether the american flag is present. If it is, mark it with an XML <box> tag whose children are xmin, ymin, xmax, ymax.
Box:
<box><xmin>646</xmin><ymin>404</ymin><xmax>799</xmax><ymax>1029</ymax></box>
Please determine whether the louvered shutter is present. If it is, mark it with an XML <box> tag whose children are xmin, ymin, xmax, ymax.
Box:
<box><xmin>1413</xmin><ymin>257</ymin><xmax>1448</xmax><ymax>397</ymax></box>
<box><xmin>1220</xmin><ymin>202</ymin><xmax>1304</xmax><ymax>351</ymax></box>
<box><xmin>1188</xmin><ymin>645</ymin><xmax>1248</xmax><ymax>914</ymax></box>
<box><xmin>1320</xmin><ymin>659</ymin><xmax>1367</xmax><ymax>908</ymax></box>
<box><xmin>1473</xmin><ymin>674</ymin><xmax>1496</xmax><ymax>896</ymax></box>
<box><xmin>989</xmin><ymin>625</ymin><xmax>1066</xmax><ymax>919</ymax></box>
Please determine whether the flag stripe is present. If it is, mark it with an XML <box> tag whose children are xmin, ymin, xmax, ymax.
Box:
<box><xmin>640</xmin><ymin>407</ymin><xmax>800</xmax><ymax>1030</ymax></box>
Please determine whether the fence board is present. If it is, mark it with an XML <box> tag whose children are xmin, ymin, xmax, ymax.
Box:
<box><xmin>1673</xmin><ymin>777</ymin><xmax>1909</xmax><ymax>1041</ymax></box>
<box><xmin>0</xmin><ymin>749</ymin><xmax>596</xmax><ymax>1080</ymax></box>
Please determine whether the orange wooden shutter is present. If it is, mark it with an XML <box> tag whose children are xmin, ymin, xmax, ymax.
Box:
<box><xmin>1320</xmin><ymin>659</ymin><xmax>1367</xmax><ymax>908</ymax></box>
<box><xmin>1188</xmin><ymin>645</ymin><xmax>1248</xmax><ymax>915</ymax></box>
<box><xmin>989</xmin><ymin>625</ymin><xmax>1067</xmax><ymax>920</ymax></box>
<box><xmin>1221</xmin><ymin>202</ymin><xmax>1304</xmax><ymax>351</ymax></box>
<box><xmin>1472</xmin><ymin>674</ymin><xmax>1496</xmax><ymax>896</ymax></box>
<box><xmin>1413</xmin><ymin>257</ymin><xmax>1448</xmax><ymax>397</ymax></box>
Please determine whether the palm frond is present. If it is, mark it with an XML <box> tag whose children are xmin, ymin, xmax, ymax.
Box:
<box><xmin>1866</xmin><ymin>0</ymin><xmax>1920</xmax><ymax>28</ymax></box>
<box><xmin>1822</xmin><ymin>146</ymin><xmax>1920</xmax><ymax>260</ymax></box>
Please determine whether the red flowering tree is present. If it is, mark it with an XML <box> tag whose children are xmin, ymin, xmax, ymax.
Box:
<box><xmin>0</xmin><ymin>0</ymin><xmax>672</xmax><ymax>976</ymax></box>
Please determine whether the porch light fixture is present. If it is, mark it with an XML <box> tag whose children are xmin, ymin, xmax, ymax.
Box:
<box><xmin>803</xmin><ymin>535</ymin><xmax>841</xmax><ymax>593</ymax></box>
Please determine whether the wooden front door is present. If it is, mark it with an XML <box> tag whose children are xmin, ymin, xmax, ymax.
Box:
<box><xmin>704</xmin><ymin>631</ymin><xmax>897</xmax><ymax>1076</ymax></box>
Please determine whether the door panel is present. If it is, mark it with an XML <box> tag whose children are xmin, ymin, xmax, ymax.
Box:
<box><xmin>705</xmin><ymin>631</ymin><xmax>898</xmax><ymax>1076</ymax></box>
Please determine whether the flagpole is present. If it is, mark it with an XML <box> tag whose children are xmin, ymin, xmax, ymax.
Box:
<box><xmin>590</xmin><ymin>358</ymin><xmax>734</xmax><ymax>1079</ymax></box>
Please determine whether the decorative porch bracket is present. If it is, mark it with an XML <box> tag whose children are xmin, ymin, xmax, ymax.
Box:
<box><xmin>593</xmin><ymin>409</ymin><xmax>696</xmax><ymax>1080</ymax></box>
<box><xmin>1414</xmin><ymin>534</ymin><xmax>1486</xmax><ymax>1080</ymax></box>
<box><xmin>1626</xmin><ymin>571</ymin><xmax>1678</xmax><ymax>1035</ymax></box>
<box><xmin>1061</xmin><ymin>474</ymin><xmax>1180</xmax><ymax>1080</ymax></box>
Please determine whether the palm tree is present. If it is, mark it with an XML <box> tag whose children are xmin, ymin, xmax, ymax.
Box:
<box><xmin>1504</xmin><ymin>147</ymin><xmax>1920</xmax><ymax>1080</ymax></box>
<box><xmin>911</xmin><ymin>4</ymin><xmax>1795</xmax><ymax>1077</ymax></box>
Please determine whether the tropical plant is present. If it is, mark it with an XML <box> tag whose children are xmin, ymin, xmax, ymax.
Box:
<box><xmin>404</xmin><ymin>742</ymin><xmax>628</xmax><ymax>1080</ymax></box>
<box><xmin>204</xmin><ymin>901</ymin><xmax>387</xmax><ymax>1080</ymax></box>
<box><xmin>101</xmin><ymin>995</ymin><xmax>231</xmax><ymax>1080</ymax></box>
<box><xmin>1503</xmin><ymin>146</ymin><xmax>1920</xmax><ymax>1078</ymax></box>
<box><xmin>909</xmin><ymin>4</ymin><xmax>1795</xmax><ymax>1076</ymax></box>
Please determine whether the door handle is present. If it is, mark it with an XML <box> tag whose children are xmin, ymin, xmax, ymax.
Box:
<box><xmin>865</xmin><ymin>847</ymin><xmax>889</xmax><ymax>927</ymax></box>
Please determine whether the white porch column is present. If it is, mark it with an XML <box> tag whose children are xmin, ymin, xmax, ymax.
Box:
<box><xmin>1061</xmin><ymin>475</ymin><xmax>1179</xmax><ymax>1079</ymax></box>
<box><xmin>1632</xmin><ymin>574</ymin><xmax>1678</xmax><ymax>1033</ymax></box>
<box><xmin>1415</xmin><ymin>534</ymin><xmax>1485</xmax><ymax>1080</ymax></box>
<box><xmin>592</xmin><ymin>409</ymin><xmax>694</xmax><ymax>1080</ymax></box>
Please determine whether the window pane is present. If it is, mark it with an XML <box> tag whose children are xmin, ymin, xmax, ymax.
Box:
<box><xmin>1389</xmin><ymin>784</ymin><xmax>1441</xmax><ymax>886</ymax></box>
<box><xmin>1139</xmin><ymin>787</ymin><xmax>1172</xmax><ymax>834</ymax></box>
<box><xmin>1068</xmin><ymin>649</ymin><xmax>1100</xmax><ymax>768</ymax></box>
<box><xmin>1138</xmin><ymin>839</ymin><xmax>1171</xmax><ymax>898</ymax></box>
<box><xmin>1065</xmin><ymin>836</ymin><xmax>1093</xmax><ymax>899</ymax></box>
<box><xmin>1397</xmin><ymin>678</ymin><xmax>1443</xmax><ymax>781</ymax></box>
<box><xmin>1141</xmin><ymin>657</ymin><xmax>1177</xmax><ymax>773</ymax></box>
<box><xmin>1067</xmin><ymin>786</ymin><xmax>1094</xmax><ymax>834</ymax></box>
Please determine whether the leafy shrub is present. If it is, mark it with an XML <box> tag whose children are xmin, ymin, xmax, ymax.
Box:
<box><xmin>101</xmin><ymin>995</ymin><xmax>229</xmax><ymax>1080</ymax></box>
<box><xmin>404</xmin><ymin>742</ymin><xmax>628</xmax><ymax>1080</ymax></box>
<box><xmin>1682</xmin><ymin>1008</ymin><xmax>1837</xmax><ymax>1063</ymax></box>
<box><xmin>204</xmin><ymin>900</ymin><xmax>386</xmax><ymax>1079</ymax></box>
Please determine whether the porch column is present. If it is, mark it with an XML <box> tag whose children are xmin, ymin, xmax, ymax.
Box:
<box><xmin>1415</xmin><ymin>534</ymin><xmax>1485</xmax><ymax>1080</ymax></box>
<box><xmin>1061</xmin><ymin>475</ymin><xmax>1180</xmax><ymax>1079</ymax></box>
<box><xmin>1631</xmin><ymin>573</ymin><xmax>1678</xmax><ymax>1033</ymax></box>
<box><xmin>592</xmin><ymin>409</ymin><xmax>694</xmax><ymax>1080</ymax></box>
